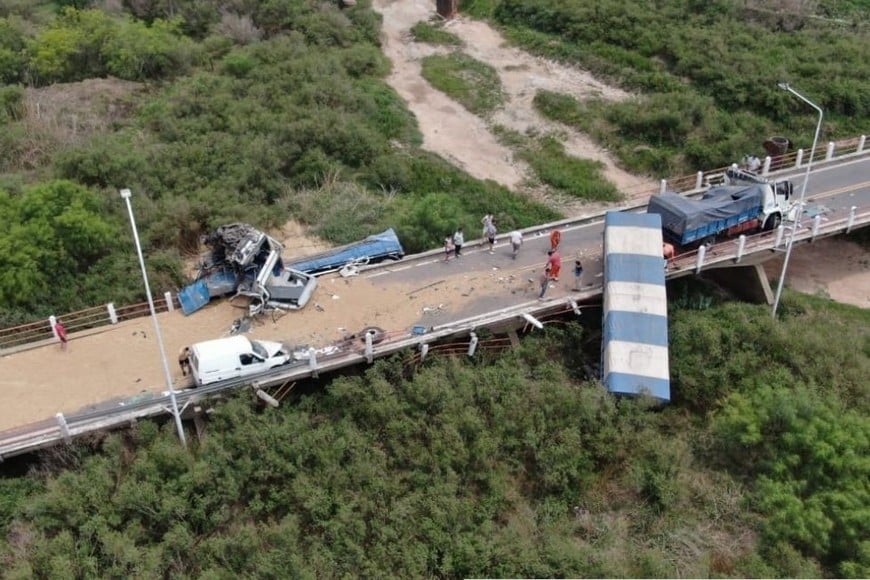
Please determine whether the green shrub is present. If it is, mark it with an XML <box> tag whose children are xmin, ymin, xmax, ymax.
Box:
<box><xmin>410</xmin><ymin>20</ymin><xmax>462</xmax><ymax>46</ymax></box>
<box><xmin>421</xmin><ymin>52</ymin><xmax>504</xmax><ymax>115</ymax></box>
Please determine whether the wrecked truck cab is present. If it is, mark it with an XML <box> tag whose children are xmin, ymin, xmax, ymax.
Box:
<box><xmin>189</xmin><ymin>335</ymin><xmax>291</xmax><ymax>386</ymax></box>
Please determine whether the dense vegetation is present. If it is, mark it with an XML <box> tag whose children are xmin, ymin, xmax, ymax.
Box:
<box><xmin>0</xmin><ymin>289</ymin><xmax>867</xmax><ymax>577</ymax></box>
<box><xmin>0</xmin><ymin>0</ymin><xmax>559</xmax><ymax>323</ymax></box>
<box><xmin>463</xmin><ymin>0</ymin><xmax>870</xmax><ymax>175</ymax></box>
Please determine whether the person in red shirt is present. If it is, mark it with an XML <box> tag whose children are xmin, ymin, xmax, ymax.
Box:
<box><xmin>549</xmin><ymin>229</ymin><xmax>561</xmax><ymax>252</ymax></box>
<box><xmin>54</xmin><ymin>320</ymin><xmax>68</xmax><ymax>351</ymax></box>
<box><xmin>547</xmin><ymin>249</ymin><xmax>562</xmax><ymax>281</ymax></box>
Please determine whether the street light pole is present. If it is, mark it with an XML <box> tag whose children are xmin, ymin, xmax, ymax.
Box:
<box><xmin>771</xmin><ymin>83</ymin><xmax>823</xmax><ymax>318</ymax></box>
<box><xmin>120</xmin><ymin>188</ymin><xmax>187</xmax><ymax>447</ymax></box>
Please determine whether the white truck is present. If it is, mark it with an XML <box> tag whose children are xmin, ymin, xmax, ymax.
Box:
<box><xmin>189</xmin><ymin>335</ymin><xmax>292</xmax><ymax>386</ymax></box>
<box><xmin>647</xmin><ymin>168</ymin><xmax>795</xmax><ymax>248</ymax></box>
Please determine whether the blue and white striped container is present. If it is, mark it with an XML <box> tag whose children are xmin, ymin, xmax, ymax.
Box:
<box><xmin>601</xmin><ymin>211</ymin><xmax>670</xmax><ymax>402</ymax></box>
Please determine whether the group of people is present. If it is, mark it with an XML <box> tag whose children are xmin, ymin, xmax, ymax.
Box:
<box><xmin>442</xmin><ymin>214</ymin><xmax>504</xmax><ymax>262</ymax></box>
<box><xmin>441</xmin><ymin>213</ymin><xmax>584</xmax><ymax>300</ymax></box>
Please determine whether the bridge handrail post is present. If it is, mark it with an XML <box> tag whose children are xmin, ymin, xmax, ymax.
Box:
<box><xmin>419</xmin><ymin>343</ymin><xmax>429</xmax><ymax>362</ymax></box>
<box><xmin>812</xmin><ymin>215</ymin><xmax>822</xmax><ymax>240</ymax></box>
<box><xmin>164</xmin><ymin>292</ymin><xmax>174</xmax><ymax>312</ymax></box>
<box><xmin>847</xmin><ymin>206</ymin><xmax>857</xmax><ymax>233</ymax></box>
<box><xmin>365</xmin><ymin>330</ymin><xmax>374</xmax><ymax>364</ymax></box>
<box><xmin>762</xmin><ymin>156</ymin><xmax>772</xmax><ymax>175</ymax></box>
<box><xmin>826</xmin><ymin>142</ymin><xmax>835</xmax><ymax>161</ymax></box>
<box><xmin>659</xmin><ymin>179</ymin><xmax>667</xmax><ymax>194</ymax></box>
<box><xmin>467</xmin><ymin>332</ymin><xmax>478</xmax><ymax>357</ymax></box>
<box><xmin>308</xmin><ymin>348</ymin><xmax>318</xmax><ymax>378</ymax></box>
<box><xmin>695</xmin><ymin>245</ymin><xmax>707</xmax><ymax>273</ymax></box>
<box><xmin>795</xmin><ymin>149</ymin><xmax>804</xmax><ymax>168</ymax></box>
<box><xmin>55</xmin><ymin>413</ymin><xmax>72</xmax><ymax>444</ymax></box>
<box><xmin>107</xmin><ymin>303</ymin><xmax>118</xmax><ymax>325</ymax></box>
<box><xmin>736</xmin><ymin>235</ymin><xmax>746</xmax><ymax>262</ymax></box>
<box><xmin>858</xmin><ymin>136</ymin><xmax>866</xmax><ymax>153</ymax></box>
<box><xmin>695</xmin><ymin>171</ymin><xmax>703</xmax><ymax>190</ymax></box>
<box><xmin>774</xmin><ymin>224</ymin><xmax>785</xmax><ymax>248</ymax></box>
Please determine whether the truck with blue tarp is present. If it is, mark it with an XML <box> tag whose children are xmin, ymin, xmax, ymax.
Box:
<box><xmin>647</xmin><ymin>170</ymin><xmax>794</xmax><ymax>248</ymax></box>
<box><xmin>286</xmin><ymin>228</ymin><xmax>404</xmax><ymax>275</ymax></box>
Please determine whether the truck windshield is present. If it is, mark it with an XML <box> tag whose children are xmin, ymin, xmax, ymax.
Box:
<box><xmin>251</xmin><ymin>340</ymin><xmax>268</xmax><ymax>359</ymax></box>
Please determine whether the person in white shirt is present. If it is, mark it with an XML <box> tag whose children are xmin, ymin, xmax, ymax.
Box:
<box><xmin>509</xmin><ymin>230</ymin><xmax>523</xmax><ymax>259</ymax></box>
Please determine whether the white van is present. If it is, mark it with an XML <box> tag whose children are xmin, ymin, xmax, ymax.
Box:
<box><xmin>189</xmin><ymin>335</ymin><xmax>291</xmax><ymax>386</ymax></box>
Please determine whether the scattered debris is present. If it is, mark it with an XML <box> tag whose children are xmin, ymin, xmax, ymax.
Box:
<box><xmin>406</xmin><ymin>279</ymin><xmax>445</xmax><ymax>296</ymax></box>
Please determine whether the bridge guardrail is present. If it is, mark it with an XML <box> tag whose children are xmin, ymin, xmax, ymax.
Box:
<box><xmin>1</xmin><ymin>136</ymin><xmax>868</xmax><ymax>353</ymax></box>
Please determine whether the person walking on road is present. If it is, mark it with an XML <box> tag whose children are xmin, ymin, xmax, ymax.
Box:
<box><xmin>179</xmin><ymin>346</ymin><xmax>192</xmax><ymax>376</ymax></box>
<box><xmin>547</xmin><ymin>249</ymin><xmax>562</xmax><ymax>281</ymax></box>
<box><xmin>509</xmin><ymin>230</ymin><xmax>523</xmax><ymax>259</ymax></box>
<box><xmin>484</xmin><ymin>219</ymin><xmax>497</xmax><ymax>254</ymax></box>
<box><xmin>443</xmin><ymin>236</ymin><xmax>454</xmax><ymax>262</ymax></box>
<box><xmin>481</xmin><ymin>213</ymin><xmax>494</xmax><ymax>237</ymax></box>
<box><xmin>452</xmin><ymin>227</ymin><xmax>464</xmax><ymax>258</ymax></box>
<box><xmin>549</xmin><ymin>229</ymin><xmax>562</xmax><ymax>252</ymax></box>
<box><xmin>573</xmin><ymin>259</ymin><xmax>584</xmax><ymax>291</ymax></box>
<box><xmin>54</xmin><ymin>320</ymin><xmax>68</xmax><ymax>351</ymax></box>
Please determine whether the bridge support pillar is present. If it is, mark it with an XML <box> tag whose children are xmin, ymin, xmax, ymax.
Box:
<box><xmin>704</xmin><ymin>263</ymin><xmax>774</xmax><ymax>305</ymax></box>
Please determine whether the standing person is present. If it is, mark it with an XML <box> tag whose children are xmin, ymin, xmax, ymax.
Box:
<box><xmin>549</xmin><ymin>229</ymin><xmax>562</xmax><ymax>252</ymax></box>
<box><xmin>509</xmin><ymin>230</ymin><xmax>523</xmax><ymax>259</ymax></box>
<box><xmin>452</xmin><ymin>227</ymin><xmax>464</xmax><ymax>258</ymax></box>
<box><xmin>443</xmin><ymin>236</ymin><xmax>454</xmax><ymax>262</ymax></box>
<box><xmin>485</xmin><ymin>219</ymin><xmax>497</xmax><ymax>254</ymax></box>
<box><xmin>573</xmin><ymin>259</ymin><xmax>584</xmax><ymax>290</ymax></box>
<box><xmin>481</xmin><ymin>213</ymin><xmax>494</xmax><ymax>237</ymax></box>
<box><xmin>547</xmin><ymin>249</ymin><xmax>562</xmax><ymax>281</ymax></box>
<box><xmin>178</xmin><ymin>346</ymin><xmax>192</xmax><ymax>376</ymax></box>
<box><xmin>54</xmin><ymin>320</ymin><xmax>68</xmax><ymax>351</ymax></box>
<box><xmin>538</xmin><ymin>265</ymin><xmax>552</xmax><ymax>300</ymax></box>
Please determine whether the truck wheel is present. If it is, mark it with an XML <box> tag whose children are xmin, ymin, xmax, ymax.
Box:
<box><xmin>765</xmin><ymin>214</ymin><xmax>781</xmax><ymax>231</ymax></box>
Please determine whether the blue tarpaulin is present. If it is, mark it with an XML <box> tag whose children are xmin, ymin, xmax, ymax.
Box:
<box><xmin>286</xmin><ymin>228</ymin><xmax>404</xmax><ymax>275</ymax></box>
<box><xmin>178</xmin><ymin>280</ymin><xmax>210</xmax><ymax>315</ymax></box>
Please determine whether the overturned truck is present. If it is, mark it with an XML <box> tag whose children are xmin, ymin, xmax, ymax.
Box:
<box><xmin>179</xmin><ymin>223</ymin><xmax>317</xmax><ymax>316</ymax></box>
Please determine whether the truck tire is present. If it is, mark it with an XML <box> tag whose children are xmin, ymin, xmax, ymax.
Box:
<box><xmin>765</xmin><ymin>214</ymin><xmax>781</xmax><ymax>231</ymax></box>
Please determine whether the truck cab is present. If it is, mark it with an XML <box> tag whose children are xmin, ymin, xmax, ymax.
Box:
<box><xmin>189</xmin><ymin>335</ymin><xmax>291</xmax><ymax>386</ymax></box>
<box><xmin>725</xmin><ymin>167</ymin><xmax>794</xmax><ymax>230</ymax></box>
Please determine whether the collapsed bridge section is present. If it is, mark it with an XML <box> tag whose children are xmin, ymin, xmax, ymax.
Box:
<box><xmin>602</xmin><ymin>211</ymin><xmax>670</xmax><ymax>402</ymax></box>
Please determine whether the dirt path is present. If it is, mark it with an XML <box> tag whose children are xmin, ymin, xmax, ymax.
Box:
<box><xmin>373</xmin><ymin>0</ymin><xmax>656</xmax><ymax>211</ymax></box>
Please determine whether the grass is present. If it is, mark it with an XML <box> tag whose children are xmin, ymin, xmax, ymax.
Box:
<box><xmin>410</xmin><ymin>21</ymin><xmax>462</xmax><ymax>46</ymax></box>
<box><xmin>492</xmin><ymin>125</ymin><xmax>622</xmax><ymax>202</ymax></box>
<box><xmin>420</xmin><ymin>52</ymin><xmax>504</xmax><ymax>116</ymax></box>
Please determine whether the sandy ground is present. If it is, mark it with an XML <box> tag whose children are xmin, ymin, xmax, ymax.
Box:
<box><xmin>764</xmin><ymin>238</ymin><xmax>870</xmax><ymax>307</ymax></box>
<box><xmin>372</xmin><ymin>0</ymin><xmax>656</xmax><ymax>212</ymax></box>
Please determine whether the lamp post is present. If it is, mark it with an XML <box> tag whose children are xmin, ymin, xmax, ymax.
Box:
<box><xmin>771</xmin><ymin>83</ymin><xmax>823</xmax><ymax>318</ymax></box>
<box><xmin>120</xmin><ymin>188</ymin><xmax>187</xmax><ymax>447</ymax></box>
